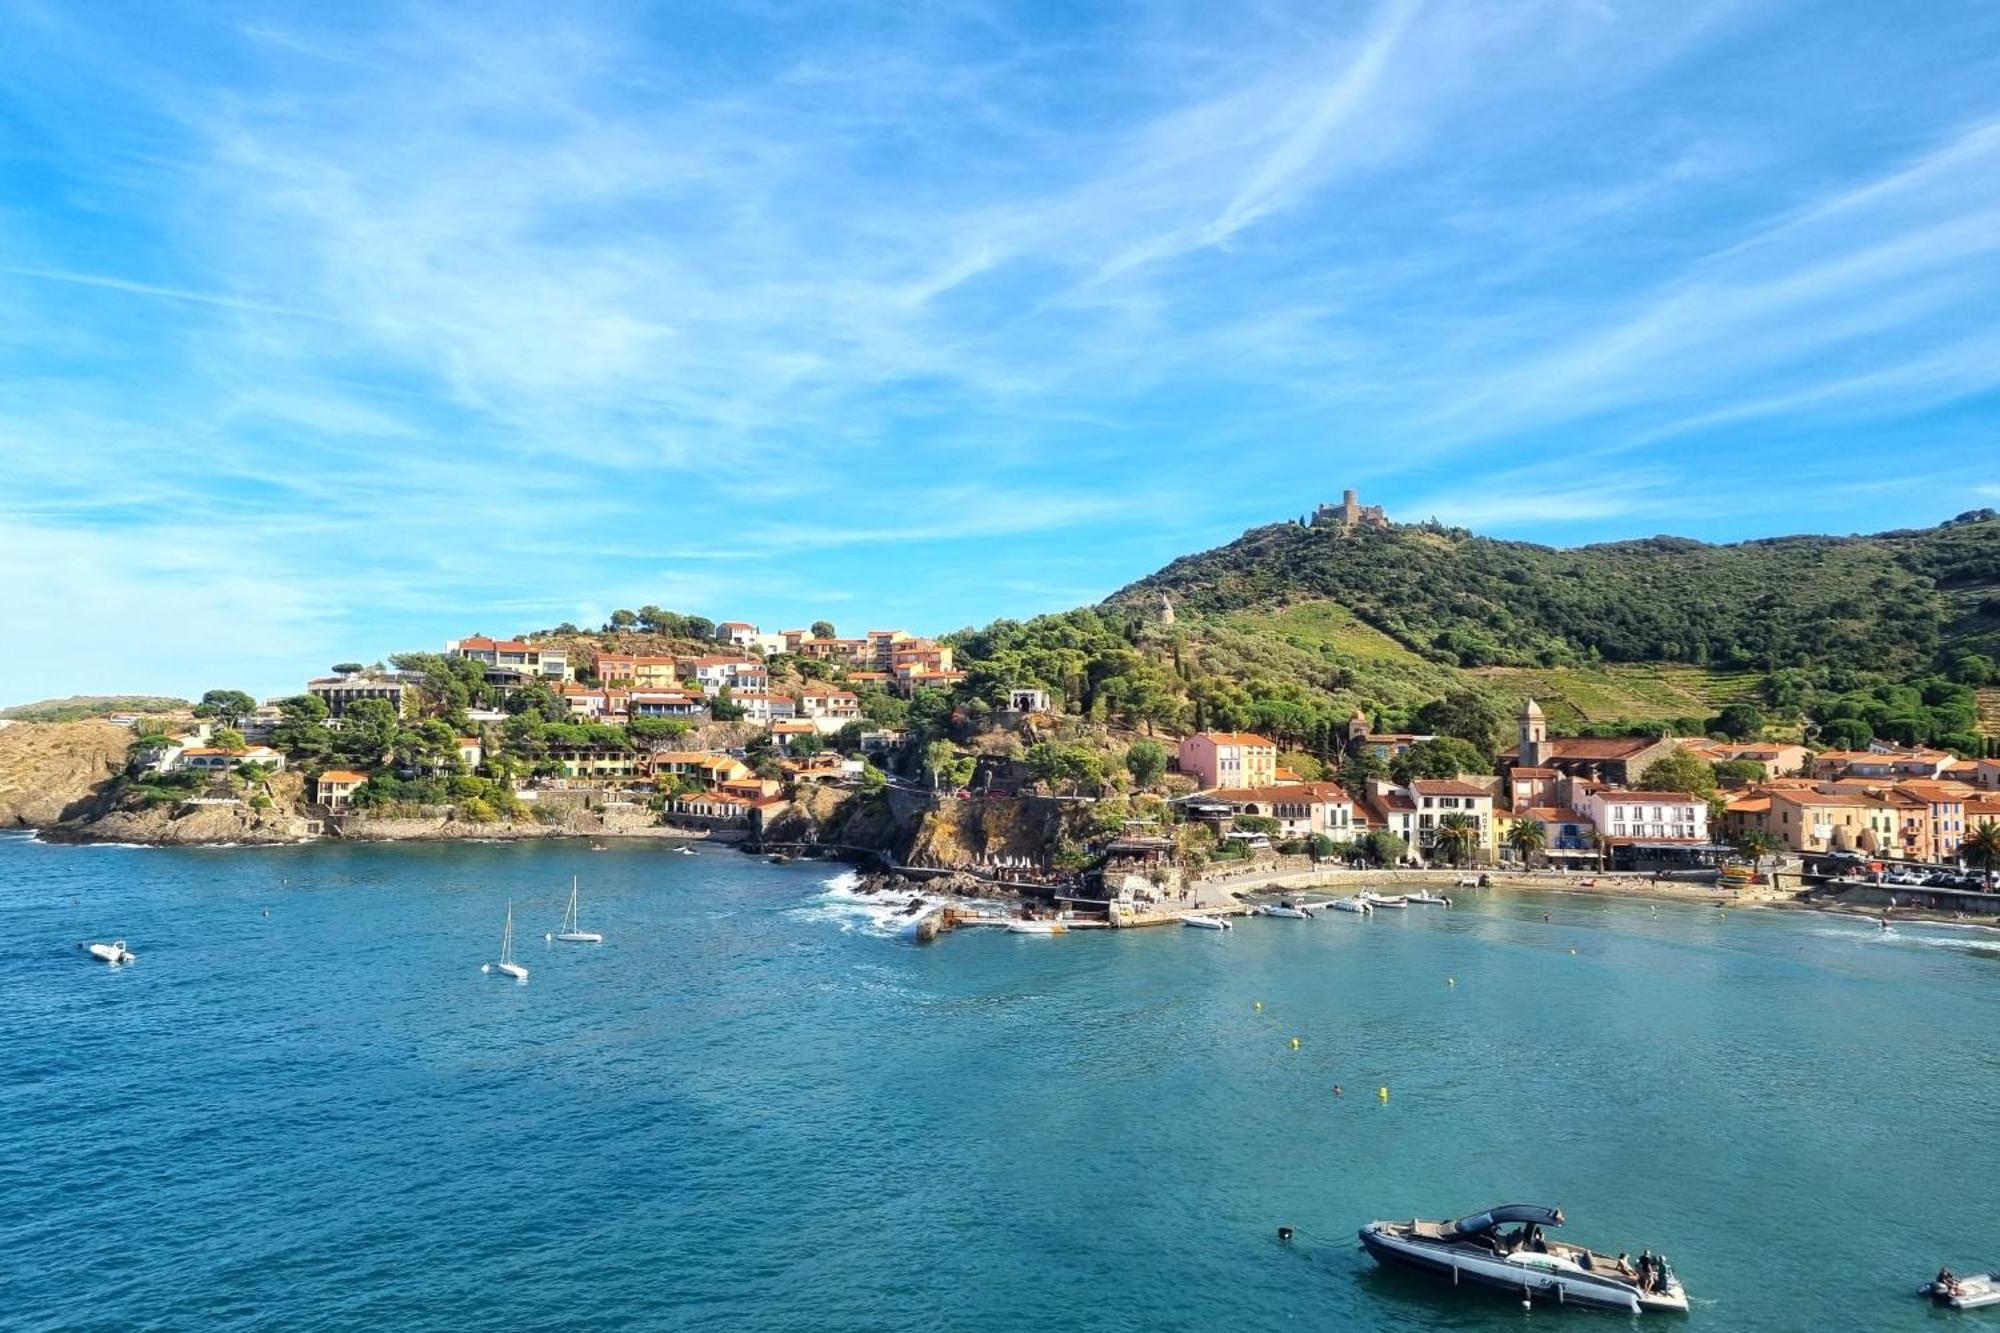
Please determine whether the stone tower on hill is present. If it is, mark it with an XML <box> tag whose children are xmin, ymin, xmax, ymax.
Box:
<box><xmin>1314</xmin><ymin>488</ymin><xmax>1389</xmax><ymax>531</ymax></box>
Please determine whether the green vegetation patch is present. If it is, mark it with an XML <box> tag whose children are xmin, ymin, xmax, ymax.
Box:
<box><xmin>1</xmin><ymin>695</ymin><xmax>188</xmax><ymax>722</ymax></box>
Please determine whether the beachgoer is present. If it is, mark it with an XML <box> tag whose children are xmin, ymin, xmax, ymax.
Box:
<box><xmin>1616</xmin><ymin>1252</ymin><xmax>1636</xmax><ymax>1279</ymax></box>
<box><xmin>1937</xmin><ymin>1267</ymin><xmax>1961</xmax><ymax>1296</ymax></box>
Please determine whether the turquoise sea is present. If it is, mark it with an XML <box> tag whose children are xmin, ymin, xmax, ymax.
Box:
<box><xmin>3</xmin><ymin>831</ymin><xmax>1997</xmax><ymax>1331</ymax></box>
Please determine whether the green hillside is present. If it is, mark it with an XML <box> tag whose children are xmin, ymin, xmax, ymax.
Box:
<box><xmin>941</xmin><ymin>510</ymin><xmax>1999</xmax><ymax>763</ymax></box>
<box><xmin>1111</xmin><ymin>510</ymin><xmax>2000</xmax><ymax>676</ymax></box>
<box><xmin>0</xmin><ymin>695</ymin><xmax>188</xmax><ymax>723</ymax></box>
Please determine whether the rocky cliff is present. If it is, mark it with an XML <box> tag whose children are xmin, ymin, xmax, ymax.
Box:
<box><xmin>0</xmin><ymin>721</ymin><xmax>134</xmax><ymax>828</ymax></box>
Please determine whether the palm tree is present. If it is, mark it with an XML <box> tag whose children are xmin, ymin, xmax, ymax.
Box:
<box><xmin>1433</xmin><ymin>813</ymin><xmax>1479</xmax><ymax>867</ymax></box>
<box><xmin>1962</xmin><ymin>820</ymin><xmax>2000</xmax><ymax>889</ymax></box>
<box><xmin>1734</xmin><ymin>830</ymin><xmax>1782</xmax><ymax>884</ymax></box>
<box><xmin>1506</xmin><ymin>818</ymin><xmax>1547</xmax><ymax>868</ymax></box>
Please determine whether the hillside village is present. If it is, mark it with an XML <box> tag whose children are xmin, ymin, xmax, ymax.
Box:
<box><xmin>7</xmin><ymin>499</ymin><xmax>1999</xmax><ymax>907</ymax></box>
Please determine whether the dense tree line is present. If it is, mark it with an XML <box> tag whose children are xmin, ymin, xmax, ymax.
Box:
<box><xmin>1112</xmin><ymin>512</ymin><xmax>2000</xmax><ymax>677</ymax></box>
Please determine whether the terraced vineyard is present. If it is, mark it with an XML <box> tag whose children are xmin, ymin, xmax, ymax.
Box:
<box><xmin>1470</xmin><ymin>665</ymin><xmax>1765</xmax><ymax>731</ymax></box>
<box><xmin>1978</xmin><ymin>688</ymin><xmax>2000</xmax><ymax>738</ymax></box>
<box><xmin>1223</xmin><ymin>601</ymin><xmax>1432</xmax><ymax>665</ymax></box>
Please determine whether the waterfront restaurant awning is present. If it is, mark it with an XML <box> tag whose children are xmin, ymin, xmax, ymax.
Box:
<box><xmin>1626</xmin><ymin>842</ymin><xmax>1735</xmax><ymax>853</ymax></box>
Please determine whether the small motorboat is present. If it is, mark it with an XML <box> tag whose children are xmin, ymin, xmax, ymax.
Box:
<box><xmin>1182</xmin><ymin>914</ymin><xmax>1232</xmax><ymax>931</ymax></box>
<box><xmin>86</xmin><ymin>940</ymin><xmax>135</xmax><ymax>965</ymax></box>
<box><xmin>1329</xmin><ymin>897</ymin><xmax>1373</xmax><ymax>915</ymax></box>
<box><xmin>1922</xmin><ymin>1270</ymin><xmax>2000</xmax><ymax>1309</ymax></box>
<box><xmin>1359</xmin><ymin>1204</ymin><xmax>1687</xmax><ymax>1314</ymax></box>
<box><xmin>588</xmin><ymin>842</ymin><xmax>609</xmax><ymax>852</ymax></box>
<box><xmin>1362</xmin><ymin>893</ymin><xmax>1409</xmax><ymax>909</ymax></box>
<box><xmin>1007</xmin><ymin>919</ymin><xmax>1066</xmax><ymax>935</ymax></box>
<box><xmin>1407</xmin><ymin>891</ymin><xmax>1451</xmax><ymax>906</ymax></box>
<box><xmin>672</xmin><ymin>845</ymin><xmax>697</xmax><ymax>856</ymax></box>
<box><xmin>1455</xmin><ymin>876</ymin><xmax>1480</xmax><ymax>889</ymax></box>
<box><xmin>1260</xmin><ymin>900</ymin><xmax>1315</xmax><ymax>919</ymax></box>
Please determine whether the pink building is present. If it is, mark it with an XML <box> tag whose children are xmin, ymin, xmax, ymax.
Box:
<box><xmin>1176</xmin><ymin>732</ymin><xmax>1278</xmax><ymax>790</ymax></box>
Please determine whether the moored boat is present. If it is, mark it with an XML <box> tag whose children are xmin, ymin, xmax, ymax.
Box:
<box><xmin>549</xmin><ymin>876</ymin><xmax>603</xmax><ymax>944</ymax></box>
<box><xmin>1362</xmin><ymin>893</ymin><xmax>1408</xmax><ymax>909</ymax></box>
<box><xmin>1406</xmin><ymin>891</ymin><xmax>1451</xmax><ymax>906</ymax></box>
<box><xmin>1922</xmin><ymin>1269</ymin><xmax>2000</xmax><ymax>1309</ymax></box>
<box><xmin>1329</xmin><ymin>897</ymin><xmax>1373</xmax><ymax>914</ymax></box>
<box><xmin>483</xmin><ymin>903</ymin><xmax>529</xmax><ymax>981</ymax></box>
<box><xmin>1358</xmin><ymin>1204</ymin><xmax>1687</xmax><ymax>1314</ymax></box>
<box><xmin>1007</xmin><ymin>919</ymin><xmax>1066</xmax><ymax>935</ymax></box>
<box><xmin>1182</xmin><ymin>914</ymin><xmax>1231</xmax><ymax>931</ymax></box>
<box><xmin>1260</xmin><ymin>900</ymin><xmax>1314</xmax><ymax>919</ymax></box>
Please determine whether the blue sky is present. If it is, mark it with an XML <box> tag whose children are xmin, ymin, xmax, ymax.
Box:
<box><xmin>2</xmin><ymin>1</ymin><xmax>1998</xmax><ymax>703</ymax></box>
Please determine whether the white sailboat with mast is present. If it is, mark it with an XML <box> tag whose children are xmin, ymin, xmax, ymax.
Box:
<box><xmin>483</xmin><ymin>902</ymin><xmax>529</xmax><ymax>980</ymax></box>
<box><xmin>549</xmin><ymin>876</ymin><xmax>603</xmax><ymax>944</ymax></box>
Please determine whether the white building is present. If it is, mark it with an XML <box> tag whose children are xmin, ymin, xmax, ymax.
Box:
<box><xmin>446</xmin><ymin>636</ymin><xmax>571</xmax><ymax>682</ymax></box>
<box><xmin>1583</xmin><ymin>789</ymin><xmax>1708</xmax><ymax>844</ymax></box>
<box><xmin>797</xmin><ymin>689</ymin><xmax>861</xmax><ymax>734</ymax></box>
<box><xmin>1216</xmin><ymin>784</ymin><xmax>1357</xmax><ymax>839</ymax></box>
<box><xmin>173</xmin><ymin>744</ymin><xmax>286</xmax><ymax>774</ymax></box>
<box><xmin>1404</xmin><ymin>779</ymin><xmax>1497</xmax><ymax>863</ymax></box>
<box><xmin>689</xmin><ymin>657</ymin><xmax>769</xmax><ymax>697</ymax></box>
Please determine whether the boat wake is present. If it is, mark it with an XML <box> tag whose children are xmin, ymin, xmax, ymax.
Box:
<box><xmin>1808</xmin><ymin>925</ymin><xmax>2000</xmax><ymax>956</ymax></box>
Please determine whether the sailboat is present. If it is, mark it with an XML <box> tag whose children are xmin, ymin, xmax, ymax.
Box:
<box><xmin>549</xmin><ymin>876</ymin><xmax>603</xmax><ymax>944</ymax></box>
<box><xmin>483</xmin><ymin>902</ymin><xmax>529</xmax><ymax>980</ymax></box>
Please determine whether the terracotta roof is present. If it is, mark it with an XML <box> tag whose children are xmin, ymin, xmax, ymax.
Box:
<box><xmin>1521</xmin><ymin>806</ymin><xmax>1592</xmax><ymax>823</ymax></box>
<box><xmin>1770</xmin><ymin>790</ymin><xmax>1874</xmax><ymax>807</ymax></box>
<box><xmin>1506</xmin><ymin>736</ymin><xmax>1664</xmax><ymax>762</ymax></box>
<box><xmin>1410</xmin><ymin>780</ymin><xmax>1491</xmax><ymax>797</ymax></box>
<box><xmin>1191</xmin><ymin>732</ymin><xmax>1276</xmax><ymax>748</ymax></box>
<box><xmin>1218</xmin><ymin>783</ymin><xmax>1356</xmax><ymax>805</ymax></box>
<box><xmin>1599</xmin><ymin>790</ymin><xmax>1706</xmax><ymax>804</ymax></box>
<box><xmin>319</xmin><ymin>769</ymin><xmax>369</xmax><ymax>783</ymax></box>
<box><xmin>1509</xmin><ymin>767</ymin><xmax>1557</xmax><ymax>778</ymax></box>
<box><xmin>1894</xmin><ymin>782</ymin><xmax>1970</xmax><ymax>802</ymax></box>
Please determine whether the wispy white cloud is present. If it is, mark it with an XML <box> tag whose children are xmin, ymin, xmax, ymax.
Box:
<box><xmin>2</xmin><ymin>0</ymin><xmax>1996</xmax><ymax>700</ymax></box>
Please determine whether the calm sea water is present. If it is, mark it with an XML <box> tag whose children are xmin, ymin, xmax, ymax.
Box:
<box><xmin>3</xmin><ymin>831</ymin><xmax>1997</xmax><ymax>1332</ymax></box>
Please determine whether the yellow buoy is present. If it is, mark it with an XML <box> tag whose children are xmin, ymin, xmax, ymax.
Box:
<box><xmin>1378</xmin><ymin>1086</ymin><xmax>1390</xmax><ymax>1101</ymax></box>
<box><xmin>1290</xmin><ymin>1037</ymin><xmax>1301</xmax><ymax>1050</ymax></box>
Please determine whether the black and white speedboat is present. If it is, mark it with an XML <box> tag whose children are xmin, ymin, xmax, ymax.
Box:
<box><xmin>1922</xmin><ymin>1268</ymin><xmax>2000</xmax><ymax>1309</ymax></box>
<box><xmin>1359</xmin><ymin>1204</ymin><xmax>1688</xmax><ymax>1313</ymax></box>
